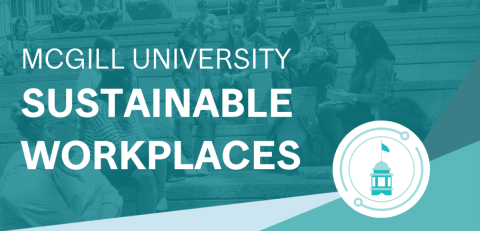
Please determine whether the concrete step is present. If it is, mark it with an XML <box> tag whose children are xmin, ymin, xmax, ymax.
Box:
<box><xmin>0</xmin><ymin>79</ymin><xmax>460</xmax><ymax>174</ymax></box>
<box><xmin>0</xmin><ymin>55</ymin><xmax>474</xmax><ymax>120</ymax></box>
<box><xmin>6</xmin><ymin>34</ymin><xmax>480</xmax><ymax>75</ymax></box>
<box><xmin>0</xmin><ymin>78</ymin><xmax>461</xmax><ymax>133</ymax></box>
<box><xmin>1</xmin><ymin>52</ymin><xmax>475</xmax><ymax>91</ymax></box>
<box><xmin>30</xmin><ymin>9</ymin><xmax>480</xmax><ymax>45</ymax></box>
<box><xmin>105</xmin><ymin>1</ymin><xmax>477</xmax><ymax>30</ymax></box>
<box><xmin>31</xmin><ymin>20</ymin><xmax>480</xmax><ymax>51</ymax></box>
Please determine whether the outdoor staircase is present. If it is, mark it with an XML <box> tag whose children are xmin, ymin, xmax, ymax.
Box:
<box><xmin>0</xmin><ymin>1</ymin><xmax>479</xmax><ymax>215</ymax></box>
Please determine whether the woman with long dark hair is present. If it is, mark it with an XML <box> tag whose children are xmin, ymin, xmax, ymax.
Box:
<box><xmin>76</xmin><ymin>35</ymin><xmax>120</xmax><ymax>93</ymax></box>
<box><xmin>317</xmin><ymin>21</ymin><xmax>395</xmax><ymax>148</ymax></box>
<box><xmin>218</xmin><ymin>16</ymin><xmax>255</xmax><ymax>124</ymax></box>
<box><xmin>84</xmin><ymin>59</ymin><xmax>168</xmax><ymax>214</ymax></box>
<box><xmin>243</xmin><ymin>0</ymin><xmax>275</xmax><ymax>47</ymax></box>
<box><xmin>4</xmin><ymin>17</ymin><xmax>37</xmax><ymax>76</ymax></box>
<box><xmin>0</xmin><ymin>98</ymin><xmax>123</xmax><ymax>229</ymax></box>
<box><xmin>76</xmin><ymin>35</ymin><xmax>122</xmax><ymax>141</ymax></box>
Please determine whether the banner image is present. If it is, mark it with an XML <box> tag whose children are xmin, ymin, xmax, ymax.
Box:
<box><xmin>0</xmin><ymin>0</ymin><xmax>478</xmax><ymax>230</ymax></box>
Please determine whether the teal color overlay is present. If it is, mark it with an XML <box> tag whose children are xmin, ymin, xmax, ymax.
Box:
<box><xmin>265</xmin><ymin>141</ymin><xmax>480</xmax><ymax>230</ymax></box>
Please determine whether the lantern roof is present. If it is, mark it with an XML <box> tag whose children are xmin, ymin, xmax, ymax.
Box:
<box><xmin>373</xmin><ymin>161</ymin><xmax>391</xmax><ymax>170</ymax></box>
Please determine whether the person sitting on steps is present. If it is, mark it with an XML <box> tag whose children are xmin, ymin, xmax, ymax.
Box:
<box><xmin>189</xmin><ymin>0</ymin><xmax>221</xmax><ymax>42</ymax></box>
<box><xmin>271</xmin><ymin>1</ymin><xmax>338</xmax><ymax>113</ymax></box>
<box><xmin>398</xmin><ymin>0</ymin><xmax>428</xmax><ymax>12</ymax></box>
<box><xmin>3</xmin><ymin>17</ymin><xmax>37</xmax><ymax>76</ymax></box>
<box><xmin>217</xmin><ymin>16</ymin><xmax>256</xmax><ymax>125</ymax></box>
<box><xmin>243</xmin><ymin>0</ymin><xmax>276</xmax><ymax>47</ymax></box>
<box><xmin>317</xmin><ymin>21</ymin><xmax>395</xmax><ymax>149</ymax></box>
<box><xmin>87</xmin><ymin>0</ymin><xmax>120</xmax><ymax>30</ymax></box>
<box><xmin>0</xmin><ymin>98</ymin><xmax>123</xmax><ymax>230</ymax></box>
<box><xmin>52</xmin><ymin>0</ymin><xmax>86</xmax><ymax>33</ymax></box>
<box><xmin>172</xmin><ymin>32</ymin><xmax>218</xmax><ymax>177</ymax></box>
<box><xmin>84</xmin><ymin>59</ymin><xmax>169</xmax><ymax>214</ymax></box>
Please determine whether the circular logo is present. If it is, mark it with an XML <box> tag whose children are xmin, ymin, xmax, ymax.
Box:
<box><xmin>333</xmin><ymin>121</ymin><xmax>430</xmax><ymax>218</ymax></box>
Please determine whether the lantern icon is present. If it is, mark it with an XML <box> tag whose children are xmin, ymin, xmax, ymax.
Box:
<box><xmin>371</xmin><ymin>141</ymin><xmax>393</xmax><ymax>196</ymax></box>
<box><xmin>371</xmin><ymin>161</ymin><xmax>393</xmax><ymax>196</ymax></box>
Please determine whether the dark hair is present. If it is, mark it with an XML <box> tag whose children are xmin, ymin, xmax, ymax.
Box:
<box><xmin>176</xmin><ymin>32</ymin><xmax>200</xmax><ymax>64</ymax></box>
<box><xmin>96</xmin><ymin>58</ymin><xmax>134</xmax><ymax>131</ymax></box>
<box><xmin>13</xmin><ymin>17</ymin><xmax>29</xmax><ymax>39</ymax></box>
<box><xmin>11</xmin><ymin>98</ymin><xmax>67</xmax><ymax>142</ymax></box>
<box><xmin>378</xmin><ymin>97</ymin><xmax>430</xmax><ymax>141</ymax></box>
<box><xmin>93</xmin><ymin>35</ymin><xmax>118</xmax><ymax>65</ymax></box>
<box><xmin>350</xmin><ymin>21</ymin><xmax>395</xmax><ymax>66</ymax></box>
<box><xmin>349</xmin><ymin>21</ymin><xmax>395</xmax><ymax>93</ymax></box>
<box><xmin>244</xmin><ymin>0</ymin><xmax>266</xmax><ymax>36</ymax></box>
<box><xmin>197</xmin><ymin>0</ymin><xmax>209</xmax><ymax>8</ymax></box>
<box><xmin>225</xmin><ymin>16</ymin><xmax>247</xmax><ymax>49</ymax></box>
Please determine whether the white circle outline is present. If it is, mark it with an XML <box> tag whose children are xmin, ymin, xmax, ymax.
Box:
<box><xmin>333</xmin><ymin>121</ymin><xmax>430</xmax><ymax>218</ymax></box>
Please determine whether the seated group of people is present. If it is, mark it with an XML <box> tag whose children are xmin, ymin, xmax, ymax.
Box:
<box><xmin>1</xmin><ymin>0</ymin><xmax>119</xmax><ymax>76</ymax></box>
<box><xmin>52</xmin><ymin>0</ymin><xmax>120</xmax><ymax>33</ymax></box>
<box><xmin>0</xmin><ymin>1</ymin><xmax>430</xmax><ymax>230</ymax></box>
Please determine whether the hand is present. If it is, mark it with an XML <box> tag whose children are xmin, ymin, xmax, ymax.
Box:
<box><xmin>255</xmin><ymin>16</ymin><xmax>262</xmax><ymax>22</ymax></box>
<box><xmin>99</xmin><ymin>204</ymin><xmax>119</xmax><ymax>219</ymax></box>
<box><xmin>326</xmin><ymin>85</ymin><xmax>355</xmax><ymax>102</ymax></box>
<box><xmin>230</xmin><ymin>74</ymin><xmax>238</xmax><ymax>85</ymax></box>
<box><xmin>290</xmin><ymin>52</ymin><xmax>310</xmax><ymax>67</ymax></box>
<box><xmin>310</xmin><ymin>47</ymin><xmax>329</xmax><ymax>61</ymax></box>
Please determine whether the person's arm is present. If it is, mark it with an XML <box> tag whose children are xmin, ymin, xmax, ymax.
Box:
<box><xmin>112</xmin><ymin>0</ymin><xmax>120</xmax><ymax>14</ymax></box>
<box><xmin>357</xmin><ymin>59</ymin><xmax>394</xmax><ymax>104</ymax></box>
<box><xmin>76</xmin><ymin>70</ymin><xmax>93</xmax><ymax>97</ymax></box>
<box><xmin>52</xmin><ymin>0</ymin><xmax>66</xmax><ymax>15</ymax></box>
<box><xmin>244</xmin><ymin>15</ymin><xmax>259</xmax><ymax>37</ymax></box>
<box><xmin>6</xmin><ymin>36</ymin><xmax>14</xmax><ymax>54</ymax></box>
<box><xmin>76</xmin><ymin>0</ymin><xmax>83</xmax><ymax>15</ymax></box>
<box><xmin>323</xmin><ymin>28</ymin><xmax>339</xmax><ymax>64</ymax></box>
<box><xmin>2</xmin><ymin>170</ymin><xmax>89</xmax><ymax>227</ymax></box>
<box><xmin>96</xmin><ymin>0</ymin><xmax>120</xmax><ymax>14</ymax></box>
<box><xmin>88</xmin><ymin>102</ymin><xmax>122</xmax><ymax>148</ymax></box>
<box><xmin>27</xmin><ymin>35</ymin><xmax>37</xmax><ymax>54</ymax></box>
<box><xmin>98</xmin><ymin>173</ymin><xmax>123</xmax><ymax>219</ymax></box>
<box><xmin>219</xmin><ymin>43</ymin><xmax>232</xmax><ymax>78</ymax></box>
<box><xmin>206</xmin><ymin>14</ymin><xmax>221</xmax><ymax>35</ymax></box>
<box><xmin>275</xmin><ymin>29</ymin><xmax>297</xmax><ymax>67</ymax></box>
<box><xmin>93</xmin><ymin>0</ymin><xmax>100</xmax><ymax>13</ymax></box>
<box><xmin>233</xmin><ymin>41</ymin><xmax>253</xmax><ymax>78</ymax></box>
<box><xmin>207</xmin><ymin>70</ymin><xmax>220</xmax><ymax>100</ymax></box>
<box><xmin>172</xmin><ymin>70</ymin><xmax>199</xmax><ymax>104</ymax></box>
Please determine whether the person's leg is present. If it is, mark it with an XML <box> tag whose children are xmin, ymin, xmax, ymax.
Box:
<box><xmin>133</xmin><ymin>142</ymin><xmax>169</xmax><ymax>211</ymax></box>
<box><xmin>196</xmin><ymin>113</ymin><xmax>216</xmax><ymax>146</ymax></box>
<box><xmin>233</xmin><ymin>76</ymin><xmax>254</xmax><ymax>123</ymax></box>
<box><xmin>99</xmin><ymin>13</ymin><xmax>117</xmax><ymax>30</ymax></box>
<box><xmin>306</xmin><ymin>62</ymin><xmax>336</xmax><ymax>105</ymax></box>
<box><xmin>317</xmin><ymin>103</ymin><xmax>373</xmax><ymax>146</ymax></box>
<box><xmin>70</xmin><ymin>15</ymin><xmax>86</xmax><ymax>32</ymax></box>
<box><xmin>130</xmin><ymin>169</ymin><xmax>157</xmax><ymax>214</ymax></box>
<box><xmin>217</xmin><ymin>77</ymin><xmax>232</xmax><ymax>116</ymax></box>
<box><xmin>422</xmin><ymin>0</ymin><xmax>428</xmax><ymax>12</ymax></box>
<box><xmin>3</xmin><ymin>52</ymin><xmax>16</xmax><ymax>76</ymax></box>
<box><xmin>316</xmin><ymin>103</ymin><xmax>352</xmax><ymax>146</ymax></box>
<box><xmin>51</xmin><ymin>12</ymin><xmax>65</xmax><ymax>33</ymax></box>
<box><xmin>271</xmin><ymin>67</ymin><xmax>300</xmax><ymax>112</ymax></box>
<box><xmin>87</xmin><ymin>13</ymin><xmax>101</xmax><ymax>30</ymax></box>
<box><xmin>248</xmin><ymin>32</ymin><xmax>276</xmax><ymax>47</ymax></box>
<box><xmin>398</xmin><ymin>0</ymin><xmax>407</xmax><ymax>12</ymax></box>
<box><xmin>174</xmin><ymin>117</ymin><xmax>196</xmax><ymax>161</ymax></box>
<box><xmin>195</xmin><ymin>113</ymin><xmax>216</xmax><ymax>176</ymax></box>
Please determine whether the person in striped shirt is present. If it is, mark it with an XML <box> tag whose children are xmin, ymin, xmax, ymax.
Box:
<box><xmin>84</xmin><ymin>58</ymin><xmax>168</xmax><ymax>214</ymax></box>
